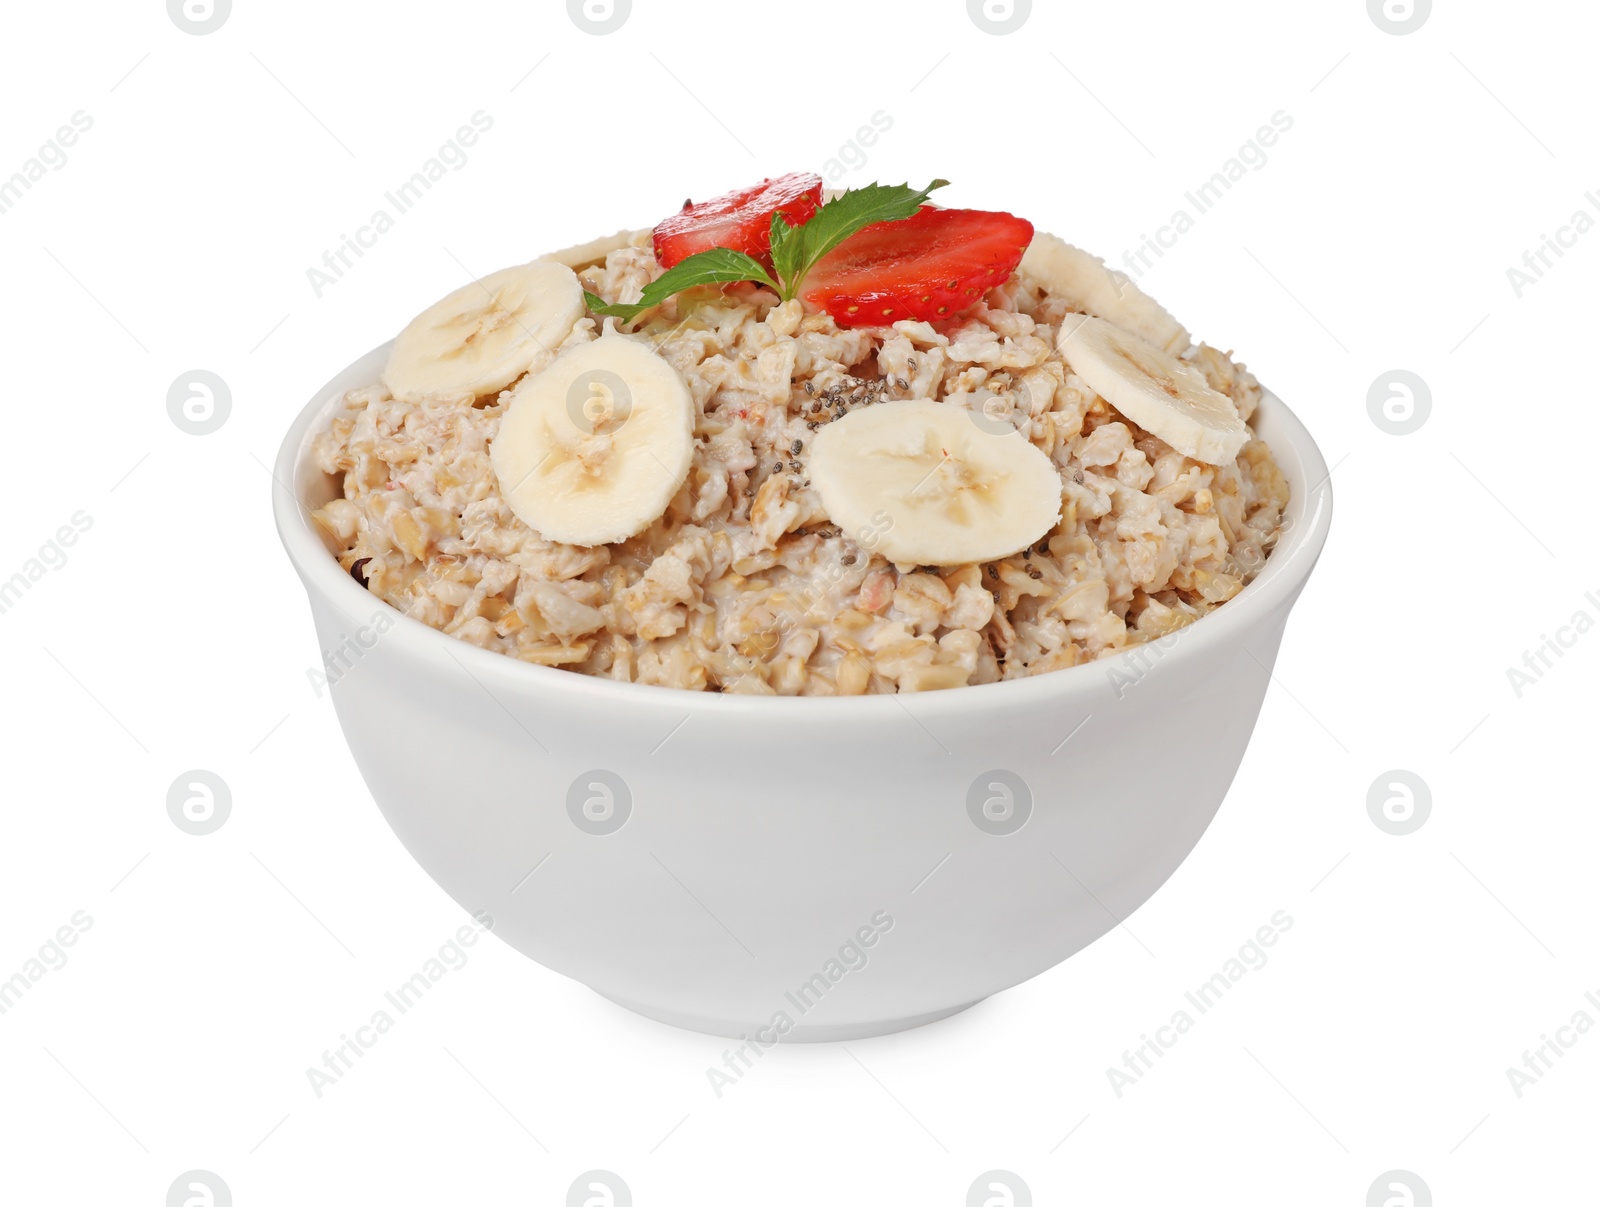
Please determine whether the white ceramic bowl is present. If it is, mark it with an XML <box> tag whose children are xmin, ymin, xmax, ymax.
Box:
<box><xmin>274</xmin><ymin>342</ymin><xmax>1332</xmax><ymax>1041</ymax></box>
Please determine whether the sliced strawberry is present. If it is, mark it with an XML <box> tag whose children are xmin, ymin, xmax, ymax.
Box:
<box><xmin>653</xmin><ymin>172</ymin><xmax>823</xmax><ymax>269</ymax></box>
<box><xmin>801</xmin><ymin>207</ymin><xmax>1034</xmax><ymax>328</ymax></box>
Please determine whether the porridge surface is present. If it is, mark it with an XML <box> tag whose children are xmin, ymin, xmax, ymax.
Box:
<box><xmin>312</xmin><ymin>231</ymin><xmax>1288</xmax><ymax>695</ymax></box>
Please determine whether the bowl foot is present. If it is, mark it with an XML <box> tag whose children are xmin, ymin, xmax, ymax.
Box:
<box><xmin>596</xmin><ymin>992</ymin><xmax>983</xmax><ymax>1042</ymax></box>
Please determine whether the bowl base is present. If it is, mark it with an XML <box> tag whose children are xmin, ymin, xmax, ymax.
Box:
<box><xmin>596</xmin><ymin>992</ymin><xmax>983</xmax><ymax>1042</ymax></box>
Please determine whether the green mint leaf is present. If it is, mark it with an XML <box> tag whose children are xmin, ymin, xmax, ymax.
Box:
<box><xmin>583</xmin><ymin>290</ymin><xmax>635</xmax><ymax>319</ymax></box>
<box><xmin>770</xmin><ymin>209</ymin><xmax>804</xmax><ymax>291</ymax></box>
<box><xmin>584</xmin><ymin>247</ymin><xmax>779</xmax><ymax>323</ymax></box>
<box><xmin>775</xmin><ymin>179</ymin><xmax>949</xmax><ymax>301</ymax></box>
<box><xmin>581</xmin><ymin>179</ymin><xmax>951</xmax><ymax>320</ymax></box>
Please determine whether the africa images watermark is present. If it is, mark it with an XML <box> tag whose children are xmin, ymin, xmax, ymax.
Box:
<box><xmin>307</xmin><ymin>611</ymin><xmax>396</xmax><ymax>697</ymax></box>
<box><xmin>0</xmin><ymin>511</ymin><xmax>94</xmax><ymax>618</ymax></box>
<box><xmin>1105</xmin><ymin>626</ymin><xmax>1187</xmax><ymax>699</ymax></box>
<box><xmin>306</xmin><ymin>911</ymin><xmax>494</xmax><ymax>1098</ymax></box>
<box><xmin>1505</xmin><ymin>191</ymin><xmax>1600</xmax><ymax>299</ymax></box>
<box><xmin>0</xmin><ymin>111</ymin><xmax>93</xmax><ymax>218</ymax></box>
<box><xmin>0</xmin><ymin>911</ymin><xmax>94</xmax><ymax>1017</ymax></box>
<box><xmin>306</xmin><ymin>110</ymin><xmax>495</xmax><ymax>298</ymax></box>
<box><xmin>1105</xmin><ymin>910</ymin><xmax>1293</xmax><ymax>1098</ymax></box>
<box><xmin>1119</xmin><ymin>111</ymin><xmax>1294</xmax><ymax>282</ymax></box>
<box><xmin>1504</xmin><ymin>988</ymin><xmax>1600</xmax><ymax>1099</ymax></box>
<box><xmin>706</xmin><ymin>910</ymin><xmax>895</xmax><ymax>1098</ymax></box>
<box><xmin>1504</xmin><ymin>586</ymin><xmax>1600</xmax><ymax>698</ymax></box>
<box><xmin>821</xmin><ymin>110</ymin><xmax>894</xmax><ymax>185</ymax></box>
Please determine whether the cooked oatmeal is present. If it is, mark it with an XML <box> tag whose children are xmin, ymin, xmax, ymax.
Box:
<box><xmin>312</xmin><ymin>233</ymin><xmax>1288</xmax><ymax>694</ymax></box>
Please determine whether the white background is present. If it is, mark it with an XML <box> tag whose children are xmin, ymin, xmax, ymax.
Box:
<box><xmin>2</xmin><ymin>0</ymin><xmax>1595</xmax><ymax>1203</ymax></box>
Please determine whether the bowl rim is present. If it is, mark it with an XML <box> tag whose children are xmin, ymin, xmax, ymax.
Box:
<box><xmin>273</xmin><ymin>338</ymin><xmax>1333</xmax><ymax>718</ymax></box>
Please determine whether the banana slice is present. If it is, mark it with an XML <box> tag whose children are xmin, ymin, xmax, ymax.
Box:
<box><xmin>491</xmin><ymin>335</ymin><xmax>695</xmax><ymax>547</ymax></box>
<box><xmin>1057</xmin><ymin>316</ymin><xmax>1249</xmax><ymax>465</ymax></box>
<box><xmin>1021</xmin><ymin>233</ymin><xmax>1190</xmax><ymax>355</ymax></box>
<box><xmin>810</xmin><ymin>400</ymin><xmax>1062</xmax><ymax>567</ymax></box>
<box><xmin>541</xmin><ymin>228</ymin><xmax>648</xmax><ymax>270</ymax></box>
<box><xmin>384</xmin><ymin>260</ymin><xmax>583</xmax><ymax>404</ymax></box>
